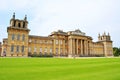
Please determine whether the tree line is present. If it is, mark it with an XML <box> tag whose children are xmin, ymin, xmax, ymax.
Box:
<box><xmin>113</xmin><ymin>47</ymin><xmax>120</xmax><ymax>56</ymax></box>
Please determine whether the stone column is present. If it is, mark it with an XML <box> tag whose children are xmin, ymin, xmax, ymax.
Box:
<box><xmin>72</xmin><ymin>39</ymin><xmax>75</xmax><ymax>56</ymax></box>
<box><xmin>58</xmin><ymin>40</ymin><xmax>60</xmax><ymax>56</ymax></box>
<box><xmin>68</xmin><ymin>38</ymin><xmax>72</xmax><ymax>57</ymax></box>
<box><xmin>76</xmin><ymin>39</ymin><xmax>78</xmax><ymax>55</ymax></box>
<box><xmin>81</xmin><ymin>39</ymin><xmax>83</xmax><ymax>55</ymax></box>
<box><xmin>63</xmin><ymin>39</ymin><xmax>65</xmax><ymax>55</ymax></box>
<box><xmin>53</xmin><ymin>39</ymin><xmax>56</xmax><ymax>55</ymax></box>
<box><xmin>84</xmin><ymin>40</ymin><xmax>86</xmax><ymax>55</ymax></box>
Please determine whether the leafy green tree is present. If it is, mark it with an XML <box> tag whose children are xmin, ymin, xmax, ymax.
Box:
<box><xmin>113</xmin><ymin>47</ymin><xmax>120</xmax><ymax>56</ymax></box>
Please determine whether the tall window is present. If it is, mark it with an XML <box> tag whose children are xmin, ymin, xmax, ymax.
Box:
<box><xmin>40</xmin><ymin>40</ymin><xmax>42</xmax><ymax>44</ymax></box>
<box><xmin>12</xmin><ymin>34</ymin><xmax>15</xmax><ymax>40</ymax></box>
<box><xmin>44</xmin><ymin>47</ymin><xmax>47</xmax><ymax>53</ymax></box>
<box><xmin>60</xmin><ymin>48</ymin><xmax>63</xmax><ymax>53</ymax></box>
<box><xmin>56</xmin><ymin>48</ymin><xmax>58</xmax><ymax>54</ymax></box>
<box><xmin>56</xmin><ymin>40</ymin><xmax>58</xmax><ymax>44</ymax></box>
<box><xmin>50</xmin><ymin>40</ymin><xmax>52</xmax><ymax>44</ymax></box>
<box><xmin>22</xmin><ymin>34</ymin><xmax>25</xmax><ymax>41</ymax></box>
<box><xmin>11</xmin><ymin>45</ymin><xmax>14</xmax><ymax>52</ymax></box>
<box><xmin>34</xmin><ymin>47</ymin><xmax>37</xmax><ymax>52</ymax></box>
<box><xmin>50</xmin><ymin>48</ymin><xmax>52</xmax><ymax>53</ymax></box>
<box><xmin>28</xmin><ymin>47</ymin><xmax>31</xmax><ymax>52</ymax></box>
<box><xmin>40</xmin><ymin>47</ymin><xmax>42</xmax><ymax>53</ymax></box>
<box><xmin>17</xmin><ymin>34</ymin><xmax>20</xmax><ymax>40</ymax></box>
<box><xmin>21</xmin><ymin>46</ymin><xmax>24</xmax><ymax>53</ymax></box>
<box><xmin>18</xmin><ymin>23</ymin><xmax>21</xmax><ymax>28</ymax></box>
<box><xmin>16</xmin><ymin>45</ymin><xmax>19</xmax><ymax>52</ymax></box>
<box><xmin>13</xmin><ymin>21</ymin><xmax>16</xmax><ymax>27</ymax></box>
<box><xmin>23</xmin><ymin>22</ymin><xmax>25</xmax><ymax>28</ymax></box>
<box><xmin>60</xmin><ymin>40</ymin><xmax>62</xmax><ymax>45</ymax></box>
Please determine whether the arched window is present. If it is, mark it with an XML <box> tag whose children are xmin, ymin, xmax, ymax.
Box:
<box><xmin>11</xmin><ymin>45</ymin><xmax>14</xmax><ymax>52</ymax></box>
<box><xmin>17</xmin><ymin>34</ymin><xmax>20</xmax><ymax>40</ymax></box>
<box><xmin>12</xmin><ymin>34</ymin><xmax>15</xmax><ymax>40</ymax></box>
<box><xmin>18</xmin><ymin>23</ymin><xmax>21</xmax><ymax>28</ymax></box>
<box><xmin>22</xmin><ymin>34</ymin><xmax>25</xmax><ymax>41</ymax></box>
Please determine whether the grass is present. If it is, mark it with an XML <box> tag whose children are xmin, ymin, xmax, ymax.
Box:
<box><xmin>0</xmin><ymin>57</ymin><xmax>120</xmax><ymax>80</ymax></box>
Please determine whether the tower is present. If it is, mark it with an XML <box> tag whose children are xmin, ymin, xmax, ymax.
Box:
<box><xmin>98</xmin><ymin>32</ymin><xmax>113</xmax><ymax>56</ymax></box>
<box><xmin>7</xmin><ymin>13</ymin><xmax>30</xmax><ymax>57</ymax></box>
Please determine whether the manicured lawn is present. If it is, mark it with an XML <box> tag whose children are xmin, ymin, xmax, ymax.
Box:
<box><xmin>0</xmin><ymin>57</ymin><xmax>120</xmax><ymax>80</ymax></box>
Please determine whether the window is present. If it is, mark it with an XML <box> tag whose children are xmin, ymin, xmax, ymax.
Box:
<box><xmin>21</xmin><ymin>46</ymin><xmax>24</xmax><ymax>53</ymax></box>
<box><xmin>13</xmin><ymin>21</ymin><xmax>16</xmax><ymax>27</ymax></box>
<box><xmin>50</xmin><ymin>48</ymin><xmax>52</xmax><ymax>53</ymax></box>
<box><xmin>60</xmin><ymin>40</ymin><xmax>62</xmax><ymax>45</ymax></box>
<box><xmin>16</xmin><ymin>45</ymin><xmax>19</xmax><ymax>52</ymax></box>
<box><xmin>23</xmin><ymin>22</ymin><xmax>25</xmax><ymax>28</ymax></box>
<box><xmin>17</xmin><ymin>34</ymin><xmax>20</xmax><ymax>40</ymax></box>
<box><xmin>34</xmin><ymin>40</ymin><xmax>37</xmax><ymax>43</ymax></box>
<box><xmin>56</xmin><ymin>40</ymin><xmax>58</xmax><ymax>44</ymax></box>
<box><xmin>29</xmin><ymin>39</ymin><xmax>32</xmax><ymax>43</ymax></box>
<box><xmin>11</xmin><ymin>45</ymin><xmax>14</xmax><ymax>52</ymax></box>
<box><xmin>22</xmin><ymin>34</ymin><xmax>25</xmax><ymax>41</ymax></box>
<box><xmin>28</xmin><ymin>47</ymin><xmax>31</xmax><ymax>52</ymax></box>
<box><xmin>12</xmin><ymin>34</ymin><xmax>15</xmax><ymax>40</ymax></box>
<box><xmin>44</xmin><ymin>47</ymin><xmax>47</xmax><ymax>53</ymax></box>
<box><xmin>40</xmin><ymin>48</ymin><xmax>42</xmax><ymax>53</ymax></box>
<box><xmin>34</xmin><ymin>47</ymin><xmax>37</xmax><ymax>52</ymax></box>
<box><xmin>40</xmin><ymin>40</ymin><xmax>42</xmax><ymax>44</ymax></box>
<box><xmin>60</xmin><ymin>48</ymin><xmax>63</xmax><ymax>53</ymax></box>
<box><xmin>18</xmin><ymin>23</ymin><xmax>21</xmax><ymax>28</ymax></box>
<box><xmin>50</xmin><ymin>40</ymin><xmax>52</xmax><ymax>44</ymax></box>
<box><xmin>56</xmin><ymin>48</ymin><xmax>58</xmax><ymax>54</ymax></box>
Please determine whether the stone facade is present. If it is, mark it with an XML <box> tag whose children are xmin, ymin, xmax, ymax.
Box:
<box><xmin>1</xmin><ymin>13</ymin><xmax>113</xmax><ymax>57</ymax></box>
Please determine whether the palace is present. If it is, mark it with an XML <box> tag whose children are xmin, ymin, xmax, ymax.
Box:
<box><xmin>1</xmin><ymin>13</ymin><xmax>113</xmax><ymax>57</ymax></box>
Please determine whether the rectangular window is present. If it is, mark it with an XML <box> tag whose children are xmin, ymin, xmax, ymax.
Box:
<box><xmin>50</xmin><ymin>48</ymin><xmax>52</xmax><ymax>53</ymax></box>
<box><xmin>60</xmin><ymin>48</ymin><xmax>63</xmax><ymax>53</ymax></box>
<box><xmin>56</xmin><ymin>40</ymin><xmax>58</xmax><ymax>44</ymax></box>
<box><xmin>11</xmin><ymin>45</ymin><xmax>14</xmax><ymax>52</ymax></box>
<box><xmin>40</xmin><ymin>40</ymin><xmax>42</xmax><ymax>44</ymax></box>
<box><xmin>17</xmin><ymin>34</ymin><xmax>20</xmax><ymax>40</ymax></box>
<box><xmin>16</xmin><ymin>45</ymin><xmax>19</xmax><ymax>52</ymax></box>
<box><xmin>50</xmin><ymin>40</ymin><xmax>52</xmax><ymax>44</ymax></box>
<box><xmin>22</xmin><ymin>34</ymin><xmax>25</xmax><ymax>41</ymax></box>
<box><xmin>40</xmin><ymin>47</ymin><xmax>42</xmax><ymax>52</ymax></box>
<box><xmin>21</xmin><ymin>46</ymin><xmax>24</xmax><ymax>53</ymax></box>
<box><xmin>34</xmin><ymin>47</ymin><xmax>37</xmax><ymax>52</ymax></box>
<box><xmin>56</xmin><ymin>48</ymin><xmax>58</xmax><ymax>54</ymax></box>
<box><xmin>12</xmin><ymin>34</ymin><xmax>15</xmax><ymax>40</ymax></box>
<box><xmin>28</xmin><ymin>47</ymin><xmax>31</xmax><ymax>52</ymax></box>
<box><xmin>44</xmin><ymin>47</ymin><xmax>47</xmax><ymax>53</ymax></box>
<box><xmin>60</xmin><ymin>40</ymin><xmax>62</xmax><ymax>45</ymax></box>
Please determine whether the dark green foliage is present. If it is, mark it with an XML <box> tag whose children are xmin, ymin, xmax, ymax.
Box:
<box><xmin>30</xmin><ymin>52</ymin><xmax>53</xmax><ymax>57</ymax></box>
<box><xmin>113</xmin><ymin>47</ymin><xmax>120</xmax><ymax>56</ymax></box>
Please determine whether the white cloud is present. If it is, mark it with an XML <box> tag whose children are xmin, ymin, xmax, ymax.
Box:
<box><xmin>0</xmin><ymin>0</ymin><xmax>120</xmax><ymax>47</ymax></box>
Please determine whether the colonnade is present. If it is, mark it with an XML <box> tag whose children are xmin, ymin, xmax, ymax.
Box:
<box><xmin>69</xmin><ymin>38</ymin><xmax>90</xmax><ymax>56</ymax></box>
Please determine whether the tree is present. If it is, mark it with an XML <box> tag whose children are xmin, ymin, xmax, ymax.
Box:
<box><xmin>113</xmin><ymin>47</ymin><xmax>120</xmax><ymax>56</ymax></box>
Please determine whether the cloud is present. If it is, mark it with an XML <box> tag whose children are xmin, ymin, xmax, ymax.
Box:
<box><xmin>0</xmin><ymin>0</ymin><xmax>120</xmax><ymax>47</ymax></box>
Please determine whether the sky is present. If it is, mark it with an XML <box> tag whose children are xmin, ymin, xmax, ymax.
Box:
<box><xmin>0</xmin><ymin>0</ymin><xmax>120</xmax><ymax>47</ymax></box>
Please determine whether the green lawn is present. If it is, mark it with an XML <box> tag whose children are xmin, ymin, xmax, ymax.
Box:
<box><xmin>0</xmin><ymin>57</ymin><xmax>120</xmax><ymax>80</ymax></box>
